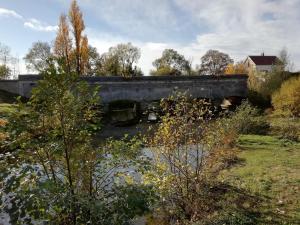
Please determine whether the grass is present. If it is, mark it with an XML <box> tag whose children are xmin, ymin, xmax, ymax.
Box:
<box><xmin>0</xmin><ymin>103</ymin><xmax>17</xmax><ymax>118</ymax></box>
<box><xmin>221</xmin><ymin>134</ymin><xmax>300</xmax><ymax>224</ymax></box>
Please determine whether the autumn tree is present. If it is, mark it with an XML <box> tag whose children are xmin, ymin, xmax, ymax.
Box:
<box><xmin>24</xmin><ymin>41</ymin><xmax>52</xmax><ymax>73</ymax></box>
<box><xmin>199</xmin><ymin>49</ymin><xmax>233</xmax><ymax>75</ymax></box>
<box><xmin>225</xmin><ymin>61</ymin><xmax>248</xmax><ymax>75</ymax></box>
<box><xmin>54</xmin><ymin>14</ymin><xmax>73</xmax><ymax>73</ymax></box>
<box><xmin>97</xmin><ymin>43</ymin><xmax>142</xmax><ymax>77</ymax></box>
<box><xmin>69</xmin><ymin>0</ymin><xmax>89</xmax><ymax>75</ymax></box>
<box><xmin>151</xmin><ymin>49</ymin><xmax>191</xmax><ymax>76</ymax></box>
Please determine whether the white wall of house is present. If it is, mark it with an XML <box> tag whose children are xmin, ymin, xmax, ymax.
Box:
<box><xmin>244</xmin><ymin>57</ymin><xmax>256</xmax><ymax>71</ymax></box>
<box><xmin>244</xmin><ymin>57</ymin><xmax>274</xmax><ymax>73</ymax></box>
<box><xmin>255</xmin><ymin>65</ymin><xmax>273</xmax><ymax>72</ymax></box>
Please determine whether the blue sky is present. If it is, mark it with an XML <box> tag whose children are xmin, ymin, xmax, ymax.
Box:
<box><xmin>0</xmin><ymin>0</ymin><xmax>300</xmax><ymax>74</ymax></box>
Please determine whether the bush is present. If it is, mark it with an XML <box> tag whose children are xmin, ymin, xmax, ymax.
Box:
<box><xmin>144</xmin><ymin>92</ymin><xmax>240</xmax><ymax>223</ymax></box>
<box><xmin>270</xmin><ymin>117</ymin><xmax>300</xmax><ymax>142</ymax></box>
<box><xmin>272</xmin><ymin>76</ymin><xmax>300</xmax><ymax>117</ymax></box>
<box><xmin>230</xmin><ymin>101</ymin><xmax>269</xmax><ymax>135</ymax></box>
<box><xmin>247</xmin><ymin>69</ymin><xmax>296</xmax><ymax>109</ymax></box>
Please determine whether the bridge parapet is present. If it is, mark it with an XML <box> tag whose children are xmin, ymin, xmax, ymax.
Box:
<box><xmin>1</xmin><ymin>75</ymin><xmax>248</xmax><ymax>103</ymax></box>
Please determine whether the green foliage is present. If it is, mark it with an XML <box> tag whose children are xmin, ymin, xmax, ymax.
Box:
<box><xmin>229</xmin><ymin>101</ymin><xmax>269</xmax><ymax>135</ymax></box>
<box><xmin>1</xmin><ymin>60</ymin><xmax>152</xmax><ymax>224</ymax></box>
<box><xmin>97</xmin><ymin>43</ymin><xmax>143</xmax><ymax>77</ymax></box>
<box><xmin>199</xmin><ymin>49</ymin><xmax>233</xmax><ymax>75</ymax></box>
<box><xmin>23</xmin><ymin>41</ymin><xmax>52</xmax><ymax>73</ymax></box>
<box><xmin>247</xmin><ymin>55</ymin><xmax>296</xmax><ymax>109</ymax></box>
<box><xmin>0</xmin><ymin>64</ymin><xmax>11</xmax><ymax>79</ymax></box>
<box><xmin>269</xmin><ymin>117</ymin><xmax>300</xmax><ymax>142</ymax></box>
<box><xmin>272</xmin><ymin>76</ymin><xmax>300</xmax><ymax>117</ymax></box>
<box><xmin>151</xmin><ymin>49</ymin><xmax>191</xmax><ymax>76</ymax></box>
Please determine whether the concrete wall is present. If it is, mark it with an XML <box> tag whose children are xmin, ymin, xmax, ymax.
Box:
<box><xmin>1</xmin><ymin>75</ymin><xmax>248</xmax><ymax>103</ymax></box>
<box><xmin>0</xmin><ymin>80</ymin><xmax>19</xmax><ymax>95</ymax></box>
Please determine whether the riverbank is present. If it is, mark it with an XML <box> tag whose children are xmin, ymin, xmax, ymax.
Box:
<box><xmin>221</xmin><ymin>135</ymin><xmax>300</xmax><ymax>224</ymax></box>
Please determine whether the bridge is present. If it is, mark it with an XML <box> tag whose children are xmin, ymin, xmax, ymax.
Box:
<box><xmin>0</xmin><ymin>75</ymin><xmax>248</xmax><ymax>106</ymax></box>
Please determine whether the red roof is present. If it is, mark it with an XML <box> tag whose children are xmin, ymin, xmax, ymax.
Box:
<box><xmin>249</xmin><ymin>56</ymin><xmax>278</xmax><ymax>65</ymax></box>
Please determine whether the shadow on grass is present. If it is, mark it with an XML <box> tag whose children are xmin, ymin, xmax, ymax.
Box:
<box><xmin>206</xmin><ymin>183</ymin><xmax>298</xmax><ymax>225</ymax></box>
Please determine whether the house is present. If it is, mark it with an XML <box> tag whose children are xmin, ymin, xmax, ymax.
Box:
<box><xmin>244</xmin><ymin>53</ymin><xmax>279</xmax><ymax>73</ymax></box>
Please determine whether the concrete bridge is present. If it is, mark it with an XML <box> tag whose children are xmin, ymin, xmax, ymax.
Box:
<box><xmin>0</xmin><ymin>75</ymin><xmax>248</xmax><ymax>105</ymax></box>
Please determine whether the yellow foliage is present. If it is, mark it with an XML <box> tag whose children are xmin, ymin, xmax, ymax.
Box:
<box><xmin>225</xmin><ymin>64</ymin><xmax>235</xmax><ymax>74</ymax></box>
<box><xmin>272</xmin><ymin>76</ymin><xmax>300</xmax><ymax>117</ymax></box>
<box><xmin>225</xmin><ymin>62</ymin><xmax>248</xmax><ymax>75</ymax></box>
<box><xmin>0</xmin><ymin>118</ymin><xmax>8</xmax><ymax>127</ymax></box>
<box><xmin>54</xmin><ymin>14</ymin><xmax>72</xmax><ymax>72</ymax></box>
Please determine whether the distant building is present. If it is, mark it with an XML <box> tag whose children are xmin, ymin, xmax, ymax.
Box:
<box><xmin>244</xmin><ymin>53</ymin><xmax>279</xmax><ymax>73</ymax></box>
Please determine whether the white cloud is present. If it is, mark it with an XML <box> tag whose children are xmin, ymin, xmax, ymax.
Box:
<box><xmin>24</xmin><ymin>18</ymin><xmax>58</xmax><ymax>32</ymax></box>
<box><xmin>0</xmin><ymin>7</ymin><xmax>57</xmax><ymax>33</ymax></box>
<box><xmin>0</xmin><ymin>8</ymin><xmax>23</xmax><ymax>19</ymax></box>
<box><xmin>173</xmin><ymin>0</ymin><xmax>300</xmax><ymax>70</ymax></box>
<box><xmin>85</xmin><ymin>0</ymin><xmax>300</xmax><ymax>71</ymax></box>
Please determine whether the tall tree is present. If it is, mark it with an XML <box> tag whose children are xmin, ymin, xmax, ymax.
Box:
<box><xmin>54</xmin><ymin>14</ymin><xmax>73</xmax><ymax>73</ymax></box>
<box><xmin>80</xmin><ymin>35</ymin><xmax>89</xmax><ymax>74</ymax></box>
<box><xmin>200</xmin><ymin>49</ymin><xmax>233</xmax><ymax>75</ymax></box>
<box><xmin>69</xmin><ymin>0</ymin><xmax>86</xmax><ymax>75</ymax></box>
<box><xmin>151</xmin><ymin>49</ymin><xmax>191</xmax><ymax>76</ymax></box>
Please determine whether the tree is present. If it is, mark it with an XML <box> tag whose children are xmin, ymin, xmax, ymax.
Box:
<box><xmin>151</xmin><ymin>49</ymin><xmax>191</xmax><ymax>76</ymax></box>
<box><xmin>54</xmin><ymin>14</ymin><xmax>73</xmax><ymax>73</ymax></box>
<box><xmin>225</xmin><ymin>61</ymin><xmax>248</xmax><ymax>75</ymax></box>
<box><xmin>24</xmin><ymin>41</ymin><xmax>52</xmax><ymax>73</ymax></box>
<box><xmin>272</xmin><ymin>76</ymin><xmax>300</xmax><ymax>117</ymax></box>
<box><xmin>144</xmin><ymin>92</ymin><xmax>239</xmax><ymax>222</ymax></box>
<box><xmin>0</xmin><ymin>64</ymin><xmax>11</xmax><ymax>79</ymax></box>
<box><xmin>69</xmin><ymin>0</ymin><xmax>88</xmax><ymax>75</ymax></box>
<box><xmin>277</xmin><ymin>48</ymin><xmax>293</xmax><ymax>72</ymax></box>
<box><xmin>0</xmin><ymin>42</ymin><xmax>11</xmax><ymax>66</ymax></box>
<box><xmin>86</xmin><ymin>46</ymin><xmax>102</xmax><ymax>75</ymax></box>
<box><xmin>199</xmin><ymin>49</ymin><xmax>233</xmax><ymax>75</ymax></box>
<box><xmin>97</xmin><ymin>43</ymin><xmax>142</xmax><ymax>77</ymax></box>
<box><xmin>1</xmin><ymin>60</ymin><xmax>153</xmax><ymax>224</ymax></box>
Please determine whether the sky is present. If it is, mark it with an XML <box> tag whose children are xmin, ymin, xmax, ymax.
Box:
<box><xmin>0</xmin><ymin>0</ymin><xmax>299</xmax><ymax>75</ymax></box>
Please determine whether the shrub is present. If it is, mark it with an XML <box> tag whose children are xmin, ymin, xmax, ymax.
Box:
<box><xmin>230</xmin><ymin>101</ymin><xmax>269</xmax><ymax>135</ymax></box>
<box><xmin>270</xmin><ymin>117</ymin><xmax>300</xmax><ymax>142</ymax></box>
<box><xmin>144</xmin><ymin>92</ymin><xmax>239</xmax><ymax>223</ymax></box>
<box><xmin>247</xmin><ymin>68</ymin><xmax>296</xmax><ymax>109</ymax></box>
<box><xmin>272</xmin><ymin>76</ymin><xmax>300</xmax><ymax>117</ymax></box>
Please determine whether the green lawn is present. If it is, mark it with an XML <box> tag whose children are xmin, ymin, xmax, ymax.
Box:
<box><xmin>222</xmin><ymin>135</ymin><xmax>300</xmax><ymax>224</ymax></box>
